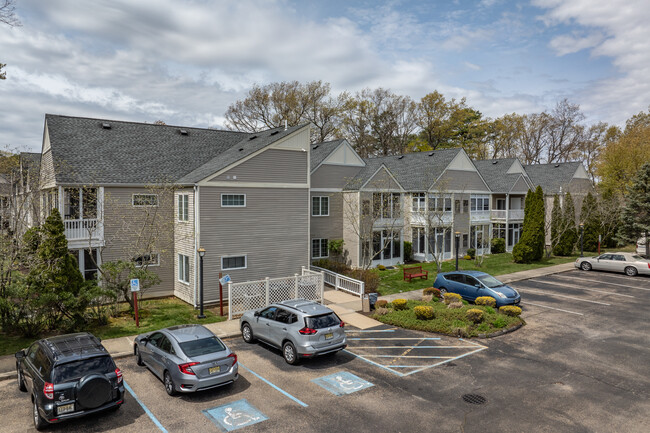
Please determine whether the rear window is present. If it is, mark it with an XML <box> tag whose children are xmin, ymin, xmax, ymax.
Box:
<box><xmin>52</xmin><ymin>356</ymin><xmax>115</xmax><ymax>383</ymax></box>
<box><xmin>179</xmin><ymin>337</ymin><xmax>225</xmax><ymax>357</ymax></box>
<box><xmin>306</xmin><ymin>313</ymin><xmax>340</xmax><ymax>329</ymax></box>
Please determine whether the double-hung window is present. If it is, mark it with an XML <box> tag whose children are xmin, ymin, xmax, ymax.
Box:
<box><xmin>412</xmin><ymin>193</ymin><xmax>425</xmax><ymax>212</ymax></box>
<box><xmin>178</xmin><ymin>254</ymin><xmax>190</xmax><ymax>284</ymax></box>
<box><xmin>312</xmin><ymin>239</ymin><xmax>328</xmax><ymax>259</ymax></box>
<box><xmin>221</xmin><ymin>194</ymin><xmax>246</xmax><ymax>207</ymax></box>
<box><xmin>312</xmin><ymin>196</ymin><xmax>329</xmax><ymax>216</ymax></box>
<box><xmin>470</xmin><ymin>195</ymin><xmax>490</xmax><ymax>212</ymax></box>
<box><xmin>178</xmin><ymin>194</ymin><xmax>189</xmax><ymax>221</ymax></box>
<box><xmin>134</xmin><ymin>252</ymin><xmax>160</xmax><ymax>267</ymax></box>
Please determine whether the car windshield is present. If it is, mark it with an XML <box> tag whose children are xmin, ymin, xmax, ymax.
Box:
<box><xmin>632</xmin><ymin>255</ymin><xmax>645</xmax><ymax>260</ymax></box>
<box><xmin>179</xmin><ymin>337</ymin><xmax>225</xmax><ymax>357</ymax></box>
<box><xmin>306</xmin><ymin>313</ymin><xmax>340</xmax><ymax>329</ymax></box>
<box><xmin>52</xmin><ymin>356</ymin><xmax>115</xmax><ymax>383</ymax></box>
<box><xmin>476</xmin><ymin>274</ymin><xmax>504</xmax><ymax>288</ymax></box>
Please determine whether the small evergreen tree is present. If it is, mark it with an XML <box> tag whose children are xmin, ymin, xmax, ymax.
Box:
<box><xmin>513</xmin><ymin>189</ymin><xmax>536</xmax><ymax>263</ymax></box>
<box><xmin>532</xmin><ymin>186</ymin><xmax>545</xmax><ymax>261</ymax></box>
<box><xmin>550</xmin><ymin>195</ymin><xmax>562</xmax><ymax>254</ymax></box>
<box><xmin>619</xmin><ymin>163</ymin><xmax>650</xmax><ymax>255</ymax></box>
<box><xmin>580</xmin><ymin>192</ymin><xmax>600</xmax><ymax>252</ymax></box>
<box><xmin>555</xmin><ymin>192</ymin><xmax>577</xmax><ymax>255</ymax></box>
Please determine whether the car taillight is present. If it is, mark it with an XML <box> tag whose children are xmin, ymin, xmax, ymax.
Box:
<box><xmin>178</xmin><ymin>362</ymin><xmax>200</xmax><ymax>375</ymax></box>
<box><xmin>299</xmin><ymin>327</ymin><xmax>317</xmax><ymax>335</ymax></box>
<box><xmin>43</xmin><ymin>382</ymin><xmax>54</xmax><ymax>400</ymax></box>
<box><xmin>115</xmin><ymin>368</ymin><xmax>123</xmax><ymax>384</ymax></box>
<box><xmin>227</xmin><ymin>352</ymin><xmax>237</xmax><ymax>366</ymax></box>
<box><xmin>339</xmin><ymin>321</ymin><xmax>345</xmax><ymax>328</ymax></box>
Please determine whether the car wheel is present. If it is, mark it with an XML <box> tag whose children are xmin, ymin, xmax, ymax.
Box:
<box><xmin>33</xmin><ymin>399</ymin><xmax>47</xmax><ymax>431</ymax></box>
<box><xmin>241</xmin><ymin>323</ymin><xmax>255</xmax><ymax>343</ymax></box>
<box><xmin>580</xmin><ymin>261</ymin><xmax>592</xmax><ymax>271</ymax></box>
<box><xmin>282</xmin><ymin>341</ymin><xmax>299</xmax><ymax>365</ymax></box>
<box><xmin>439</xmin><ymin>287</ymin><xmax>448</xmax><ymax>296</ymax></box>
<box><xmin>164</xmin><ymin>371</ymin><xmax>176</xmax><ymax>396</ymax></box>
<box><xmin>624</xmin><ymin>266</ymin><xmax>638</xmax><ymax>277</ymax></box>
<box><xmin>135</xmin><ymin>345</ymin><xmax>144</xmax><ymax>366</ymax></box>
<box><xmin>17</xmin><ymin>366</ymin><xmax>26</xmax><ymax>392</ymax></box>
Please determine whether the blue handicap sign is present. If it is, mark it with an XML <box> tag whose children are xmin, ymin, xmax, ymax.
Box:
<box><xmin>311</xmin><ymin>371</ymin><xmax>374</xmax><ymax>396</ymax></box>
<box><xmin>202</xmin><ymin>399</ymin><xmax>267</xmax><ymax>431</ymax></box>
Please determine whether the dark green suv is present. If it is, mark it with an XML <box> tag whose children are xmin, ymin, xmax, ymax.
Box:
<box><xmin>15</xmin><ymin>332</ymin><xmax>125</xmax><ymax>430</ymax></box>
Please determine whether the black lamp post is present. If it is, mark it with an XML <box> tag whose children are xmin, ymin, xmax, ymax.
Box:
<box><xmin>455</xmin><ymin>231</ymin><xmax>461</xmax><ymax>271</ymax></box>
<box><xmin>197</xmin><ymin>247</ymin><xmax>206</xmax><ymax>319</ymax></box>
<box><xmin>579</xmin><ymin>223</ymin><xmax>584</xmax><ymax>258</ymax></box>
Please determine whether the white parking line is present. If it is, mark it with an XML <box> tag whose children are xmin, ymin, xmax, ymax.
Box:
<box><xmin>529</xmin><ymin>279</ymin><xmax>635</xmax><ymax>298</ymax></box>
<box><xmin>560</xmin><ymin>275</ymin><xmax>650</xmax><ymax>291</ymax></box>
<box><xmin>348</xmin><ymin>337</ymin><xmax>441</xmax><ymax>341</ymax></box>
<box><xmin>515</xmin><ymin>288</ymin><xmax>611</xmax><ymax>305</ymax></box>
<box><xmin>570</xmin><ymin>271</ymin><xmax>650</xmax><ymax>284</ymax></box>
<box><xmin>351</xmin><ymin>346</ymin><xmax>478</xmax><ymax>349</ymax></box>
<box><xmin>523</xmin><ymin>301</ymin><xmax>584</xmax><ymax>316</ymax></box>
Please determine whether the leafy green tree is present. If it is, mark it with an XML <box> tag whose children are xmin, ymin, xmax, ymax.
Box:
<box><xmin>619</xmin><ymin>163</ymin><xmax>650</xmax><ymax>255</ymax></box>
<box><xmin>580</xmin><ymin>192</ymin><xmax>600</xmax><ymax>252</ymax></box>
<box><xmin>101</xmin><ymin>260</ymin><xmax>161</xmax><ymax>311</ymax></box>
<box><xmin>555</xmin><ymin>192</ymin><xmax>577</xmax><ymax>256</ymax></box>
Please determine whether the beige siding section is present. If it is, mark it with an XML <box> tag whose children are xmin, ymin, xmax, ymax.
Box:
<box><xmin>434</xmin><ymin>170</ymin><xmax>488</xmax><ymax>192</ymax></box>
<box><xmin>174</xmin><ymin>188</ymin><xmax>195</xmax><ymax>304</ymax></box>
<box><xmin>209</xmin><ymin>149</ymin><xmax>307</xmax><ymax>184</ymax></box>
<box><xmin>311</xmin><ymin>165</ymin><xmax>364</xmax><ymax>189</ymax></box>
<box><xmin>39</xmin><ymin>150</ymin><xmax>56</xmax><ymax>189</ymax></box>
<box><xmin>310</xmin><ymin>192</ymin><xmax>343</xmax><ymax>253</ymax></box>
<box><xmin>452</xmin><ymin>193</ymin><xmax>470</xmax><ymax>254</ymax></box>
<box><xmin>511</xmin><ymin>176</ymin><xmax>530</xmax><ymax>193</ymax></box>
<box><xmin>199</xmin><ymin>186</ymin><xmax>309</xmax><ymax>303</ymax></box>
<box><xmin>102</xmin><ymin>187</ymin><xmax>175</xmax><ymax>299</ymax></box>
<box><xmin>342</xmin><ymin>192</ymin><xmax>361</xmax><ymax>267</ymax></box>
<box><xmin>365</xmin><ymin>168</ymin><xmax>401</xmax><ymax>190</ymax></box>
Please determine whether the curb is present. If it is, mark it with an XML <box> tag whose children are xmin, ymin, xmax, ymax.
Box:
<box><xmin>478</xmin><ymin>321</ymin><xmax>523</xmax><ymax>339</ymax></box>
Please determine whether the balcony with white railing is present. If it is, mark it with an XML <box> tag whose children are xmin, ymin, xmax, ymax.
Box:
<box><xmin>411</xmin><ymin>211</ymin><xmax>453</xmax><ymax>226</ymax></box>
<box><xmin>470</xmin><ymin>210</ymin><xmax>491</xmax><ymax>222</ymax></box>
<box><xmin>490</xmin><ymin>209</ymin><xmax>525</xmax><ymax>221</ymax></box>
<box><xmin>64</xmin><ymin>219</ymin><xmax>103</xmax><ymax>241</ymax></box>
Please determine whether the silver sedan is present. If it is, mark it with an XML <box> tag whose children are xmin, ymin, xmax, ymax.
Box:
<box><xmin>575</xmin><ymin>252</ymin><xmax>650</xmax><ymax>276</ymax></box>
<box><xmin>134</xmin><ymin>324</ymin><xmax>238</xmax><ymax>396</ymax></box>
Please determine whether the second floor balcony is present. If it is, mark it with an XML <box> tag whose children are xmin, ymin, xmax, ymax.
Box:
<box><xmin>491</xmin><ymin>209</ymin><xmax>525</xmax><ymax>221</ymax></box>
<box><xmin>64</xmin><ymin>218</ymin><xmax>103</xmax><ymax>240</ymax></box>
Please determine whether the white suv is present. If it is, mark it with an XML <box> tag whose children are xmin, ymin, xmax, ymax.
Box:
<box><xmin>239</xmin><ymin>299</ymin><xmax>347</xmax><ymax>365</ymax></box>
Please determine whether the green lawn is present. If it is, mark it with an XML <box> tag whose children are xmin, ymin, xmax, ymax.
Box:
<box><xmin>377</xmin><ymin>253</ymin><xmax>579</xmax><ymax>296</ymax></box>
<box><xmin>0</xmin><ymin>297</ymin><xmax>226</xmax><ymax>356</ymax></box>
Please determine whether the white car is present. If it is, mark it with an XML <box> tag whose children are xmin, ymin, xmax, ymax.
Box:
<box><xmin>575</xmin><ymin>252</ymin><xmax>650</xmax><ymax>276</ymax></box>
<box><xmin>637</xmin><ymin>238</ymin><xmax>647</xmax><ymax>256</ymax></box>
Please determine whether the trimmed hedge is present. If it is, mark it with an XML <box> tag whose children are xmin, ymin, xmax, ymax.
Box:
<box><xmin>466</xmin><ymin>308</ymin><xmax>484</xmax><ymax>323</ymax></box>
<box><xmin>475</xmin><ymin>296</ymin><xmax>496</xmax><ymax>307</ymax></box>
<box><xmin>491</xmin><ymin>237</ymin><xmax>506</xmax><ymax>254</ymax></box>
<box><xmin>499</xmin><ymin>305</ymin><xmax>522</xmax><ymax>317</ymax></box>
<box><xmin>443</xmin><ymin>293</ymin><xmax>462</xmax><ymax>305</ymax></box>
<box><xmin>414</xmin><ymin>306</ymin><xmax>435</xmax><ymax>320</ymax></box>
<box><xmin>392</xmin><ymin>299</ymin><xmax>408</xmax><ymax>310</ymax></box>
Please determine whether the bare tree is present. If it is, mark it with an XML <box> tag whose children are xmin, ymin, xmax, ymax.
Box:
<box><xmin>0</xmin><ymin>0</ymin><xmax>20</xmax><ymax>27</ymax></box>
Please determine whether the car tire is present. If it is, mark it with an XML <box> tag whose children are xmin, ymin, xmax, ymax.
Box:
<box><xmin>624</xmin><ymin>266</ymin><xmax>638</xmax><ymax>277</ymax></box>
<box><xmin>33</xmin><ymin>399</ymin><xmax>47</xmax><ymax>431</ymax></box>
<box><xmin>580</xmin><ymin>261</ymin><xmax>592</xmax><ymax>271</ymax></box>
<box><xmin>164</xmin><ymin>371</ymin><xmax>176</xmax><ymax>396</ymax></box>
<box><xmin>17</xmin><ymin>366</ymin><xmax>26</xmax><ymax>392</ymax></box>
<box><xmin>135</xmin><ymin>345</ymin><xmax>144</xmax><ymax>366</ymax></box>
<box><xmin>282</xmin><ymin>341</ymin><xmax>299</xmax><ymax>365</ymax></box>
<box><xmin>439</xmin><ymin>287</ymin><xmax>448</xmax><ymax>296</ymax></box>
<box><xmin>241</xmin><ymin>323</ymin><xmax>255</xmax><ymax>344</ymax></box>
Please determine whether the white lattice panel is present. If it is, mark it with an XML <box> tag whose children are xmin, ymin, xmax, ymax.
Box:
<box><xmin>297</xmin><ymin>274</ymin><xmax>321</xmax><ymax>300</ymax></box>
<box><xmin>229</xmin><ymin>280</ymin><xmax>266</xmax><ymax>319</ymax></box>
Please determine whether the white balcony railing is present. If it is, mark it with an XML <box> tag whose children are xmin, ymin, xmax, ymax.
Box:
<box><xmin>509</xmin><ymin>209</ymin><xmax>525</xmax><ymax>220</ymax></box>
<box><xmin>410</xmin><ymin>211</ymin><xmax>453</xmax><ymax>226</ymax></box>
<box><xmin>64</xmin><ymin>219</ymin><xmax>103</xmax><ymax>240</ymax></box>
<box><xmin>470</xmin><ymin>211</ymin><xmax>491</xmax><ymax>222</ymax></box>
<box><xmin>490</xmin><ymin>210</ymin><xmax>525</xmax><ymax>221</ymax></box>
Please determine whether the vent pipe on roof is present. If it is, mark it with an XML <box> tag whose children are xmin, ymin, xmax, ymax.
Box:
<box><xmin>101</xmin><ymin>122</ymin><xmax>111</xmax><ymax>129</ymax></box>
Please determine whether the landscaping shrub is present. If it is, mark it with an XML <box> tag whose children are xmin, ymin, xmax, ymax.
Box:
<box><xmin>375</xmin><ymin>299</ymin><xmax>388</xmax><ymax>308</ymax></box>
<box><xmin>492</xmin><ymin>316</ymin><xmax>508</xmax><ymax>328</ymax></box>
<box><xmin>512</xmin><ymin>241</ymin><xmax>534</xmax><ymax>264</ymax></box>
<box><xmin>499</xmin><ymin>306</ymin><xmax>522</xmax><ymax>317</ymax></box>
<box><xmin>463</xmin><ymin>255</ymin><xmax>471</xmax><ymax>260</ymax></box>
<box><xmin>374</xmin><ymin>307</ymin><xmax>389</xmax><ymax>316</ymax></box>
<box><xmin>466</xmin><ymin>248</ymin><xmax>476</xmax><ymax>259</ymax></box>
<box><xmin>346</xmin><ymin>269</ymin><xmax>380</xmax><ymax>293</ymax></box>
<box><xmin>377</xmin><ymin>264</ymin><xmax>386</xmax><ymax>271</ymax></box>
<box><xmin>483</xmin><ymin>306</ymin><xmax>495</xmax><ymax>314</ymax></box>
<box><xmin>491</xmin><ymin>237</ymin><xmax>506</xmax><ymax>254</ymax></box>
<box><xmin>475</xmin><ymin>296</ymin><xmax>496</xmax><ymax>307</ymax></box>
<box><xmin>423</xmin><ymin>287</ymin><xmax>441</xmax><ymax>298</ymax></box>
<box><xmin>466</xmin><ymin>308</ymin><xmax>484</xmax><ymax>323</ymax></box>
<box><xmin>421</xmin><ymin>295</ymin><xmax>433</xmax><ymax>303</ymax></box>
<box><xmin>312</xmin><ymin>258</ymin><xmax>349</xmax><ymax>274</ymax></box>
<box><xmin>443</xmin><ymin>293</ymin><xmax>462</xmax><ymax>305</ymax></box>
<box><xmin>404</xmin><ymin>241</ymin><xmax>412</xmax><ymax>262</ymax></box>
<box><xmin>448</xmin><ymin>301</ymin><xmax>463</xmax><ymax>309</ymax></box>
<box><xmin>452</xmin><ymin>326</ymin><xmax>469</xmax><ymax>337</ymax></box>
<box><xmin>414</xmin><ymin>306</ymin><xmax>435</xmax><ymax>320</ymax></box>
<box><xmin>391</xmin><ymin>299</ymin><xmax>408</xmax><ymax>310</ymax></box>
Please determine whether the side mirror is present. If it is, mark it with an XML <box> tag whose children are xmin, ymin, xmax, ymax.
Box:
<box><xmin>254</xmin><ymin>311</ymin><xmax>260</xmax><ymax>317</ymax></box>
<box><xmin>474</xmin><ymin>283</ymin><xmax>482</xmax><ymax>288</ymax></box>
<box><xmin>141</xmin><ymin>337</ymin><xmax>149</xmax><ymax>345</ymax></box>
<box><xmin>15</xmin><ymin>350</ymin><xmax>25</xmax><ymax>360</ymax></box>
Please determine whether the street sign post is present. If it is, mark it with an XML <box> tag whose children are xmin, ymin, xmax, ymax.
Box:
<box><xmin>130</xmin><ymin>279</ymin><xmax>140</xmax><ymax>327</ymax></box>
<box><xmin>218</xmin><ymin>275</ymin><xmax>230</xmax><ymax>317</ymax></box>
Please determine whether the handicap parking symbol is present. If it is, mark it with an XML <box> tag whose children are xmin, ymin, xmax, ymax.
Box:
<box><xmin>311</xmin><ymin>371</ymin><xmax>374</xmax><ymax>396</ymax></box>
<box><xmin>202</xmin><ymin>399</ymin><xmax>267</xmax><ymax>431</ymax></box>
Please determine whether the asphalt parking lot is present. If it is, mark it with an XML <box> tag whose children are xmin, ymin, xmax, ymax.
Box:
<box><xmin>2</xmin><ymin>269</ymin><xmax>649</xmax><ymax>432</ymax></box>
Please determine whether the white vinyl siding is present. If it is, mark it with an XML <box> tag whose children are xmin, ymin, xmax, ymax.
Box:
<box><xmin>312</xmin><ymin>239</ymin><xmax>328</xmax><ymax>259</ymax></box>
<box><xmin>221</xmin><ymin>194</ymin><xmax>246</xmax><ymax>207</ymax></box>
<box><xmin>312</xmin><ymin>196</ymin><xmax>329</xmax><ymax>216</ymax></box>
<box><xmin>178</xmin><ymin>254</ymin><xmax>190</xmax><ymax>284</ymax></box>
<box><xmin>222</xmin><ymin>255</ymin><xmax>247</xmax><ymax>270</ymax></box>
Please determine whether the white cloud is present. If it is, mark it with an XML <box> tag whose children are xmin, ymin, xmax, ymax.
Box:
<box><xmin>549</xmin><ymin>32</ymin><xmax>604</xmax><ymax>56</ymax></box>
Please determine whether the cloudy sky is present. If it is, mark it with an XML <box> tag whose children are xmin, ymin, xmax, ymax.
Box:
<box><xmin>1</xmin><ymin>0</ymin><xmax>649</xmax><ymax>152</ymax></box>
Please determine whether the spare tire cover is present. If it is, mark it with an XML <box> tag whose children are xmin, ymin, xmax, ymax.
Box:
<box><xmin>77</xmin><ymin>374</ymin><xmax>112</xmax><ymax>409</ymax></box>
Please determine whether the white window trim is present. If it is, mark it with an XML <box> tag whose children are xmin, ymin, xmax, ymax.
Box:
<box><xmin>221</xmin><ymin>194</ymin><xmax>246</xmax><ymax>208</ymax></box>
<box><xmin>178</xmin><ymin>254</ymin><xmax>190</xmax><ymax>284</ymax></box>
<box><xmin>133</xmin><ymin>193</ymin><xmax>158</xmax><ymax>207</ymax></box>
<box><xmin>178</xmin><ymin>194</ymin><xmax>189</xmax><ymax>222</ymax></box>
<box><xmin>312</xmin><ymin>196</ymin><xmax>330</xmax><ymax>217</ymax></box>
<box><xmin>312</xmin><ymin>238</ymin><xmax>329</xmax><ymax>259</ymax></box>
<box><xmin>221</xmin><ymin>255</ymin><xmax>247</xmax><ymax>270</ymax></box>
<box><xmin>134</xmin><ymin>252</ymin><xmax>160</xmax><ymax>268</ymax></box>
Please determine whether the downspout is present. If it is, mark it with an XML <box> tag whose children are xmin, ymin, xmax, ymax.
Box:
<box><xmin>193</xmin><ymin>184</ymin><xmax>199</xmax><ymax>308</ymax></box>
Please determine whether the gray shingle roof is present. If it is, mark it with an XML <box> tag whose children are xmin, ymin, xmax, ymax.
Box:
<box><xmin>524</xmin><ymin>162</ymin><xmax>582</xmax><ymax>194</ymax></box>
<box><xmin>44</xmin><ymin>115</ymin><xmax>303</xmax><ymax>185</ymax></box>
<box><xmin>310</xmin><ymin>139</ymin><xmax>346</xmax><ymax>172</ymax></box>
<box><xmin>473</xmin><ymin>158</ymin><xmax>530</xmax><ymax>193</ymax></box>
<box><xmin>344</xmin><ymin>148</ymin><xmax>462</xmax><ymax>191</ymax></box>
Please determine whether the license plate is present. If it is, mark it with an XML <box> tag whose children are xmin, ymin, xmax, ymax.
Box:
<box><xmin>57</xmin><ymin>403</ymin><xmax>74</xmax><ymax>414</ymax></box>
<box><xmin>209</xmin><ymin>366</ymin><xmax>221</xmax><ymax>374</ymax></box>
<box><xmin>325</xmin><ymin>333</ymin><xmax>333</xmax><ymax>340</ymax></box>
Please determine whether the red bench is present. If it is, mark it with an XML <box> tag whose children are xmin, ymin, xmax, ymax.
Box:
<box><xmin>403</xmin><ymin>265</ymin><xmax>428</xmax><ymax>282</ymax></box>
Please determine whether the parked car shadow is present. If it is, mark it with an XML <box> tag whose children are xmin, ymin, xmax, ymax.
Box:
<box><xmin>176</xmin><ymin>375</ymin><xmax>252</xmax><ymax>404</ymax></box>
<box><xmin>253</xmin><ymin>341</ymin><xmax>354</xmax><ymax>370</ymax></box>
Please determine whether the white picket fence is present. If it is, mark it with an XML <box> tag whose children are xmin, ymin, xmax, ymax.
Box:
<box><xmin>310</xmin><ymin>265</ymin><xmax>365</xmax><ymax>298</ymax></box>
<box><xmin>227</xmin><ymin>267</ymin><xmax>324</xmax><ymax>320</ymax></box>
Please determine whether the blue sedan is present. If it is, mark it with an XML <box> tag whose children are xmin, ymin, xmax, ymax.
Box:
<box><xmin>433</xmin><ymin>271</ymin><xmax>521</xmax><ymax>307</ymax></box>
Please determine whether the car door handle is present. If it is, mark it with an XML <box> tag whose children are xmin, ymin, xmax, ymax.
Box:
<box><xmin>282</xmin><ymin>328</ymin><xmax>287</xmax><ymax>331</ymax></box>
